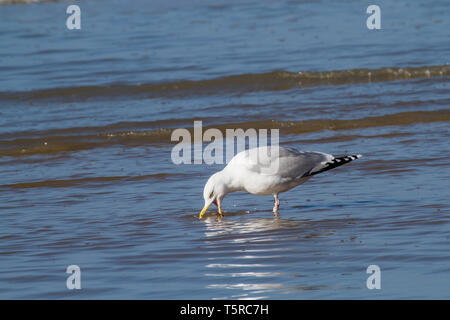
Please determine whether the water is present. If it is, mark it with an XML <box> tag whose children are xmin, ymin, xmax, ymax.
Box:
<box><xmin>0</xmin><ymin>0</ymin><xmax>449</xmax><ymax>299</ymax></box>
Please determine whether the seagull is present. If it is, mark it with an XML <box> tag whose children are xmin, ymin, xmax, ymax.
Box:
<box><xmin>199</xmin><ymin>146</ymin><xmax>361</xmax><ymax>218</ymax></box>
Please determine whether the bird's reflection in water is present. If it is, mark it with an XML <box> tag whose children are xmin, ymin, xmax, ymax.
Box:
<box><xmin>201</xmin><ymin>213</ymin><xmax>332</xmax><ymax>299</ymax></box>
<box><xmin>202</xmin><ymin>213</ymin><xmax>301</xmax><ymax>238</ymax></box>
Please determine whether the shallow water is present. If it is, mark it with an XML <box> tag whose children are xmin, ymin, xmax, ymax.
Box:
<box><xmin>0</xmin><ymin>0</ymin><xmax>449</xmax><ymax>299</ymax></box>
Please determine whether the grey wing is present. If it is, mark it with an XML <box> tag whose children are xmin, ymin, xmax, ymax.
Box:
<box><xmin>236</xmin><ymin>146</ymin><xmax>332</xmax><ymax>178</ymax></box>
<box><xmin>275</xmin><ymin>148</ymin><xmax>333</xmax><ymax>179</ymax></box>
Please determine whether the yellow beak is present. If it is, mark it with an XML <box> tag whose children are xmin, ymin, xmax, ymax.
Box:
<box><xmin>199</xmin><ymin>202</ymin><xmax>224</xmax><ymax>219</ymax></box>
<box><xmin>199</xmin><ymin>203</ymin><xmax>211</xmax><ymax>219</ymax></box>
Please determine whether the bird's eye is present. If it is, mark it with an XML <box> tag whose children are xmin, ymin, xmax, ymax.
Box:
<box><xmin>209</xmin><ymin>191</ymin><xmax>214</xmax><ymax>198</ymax></box>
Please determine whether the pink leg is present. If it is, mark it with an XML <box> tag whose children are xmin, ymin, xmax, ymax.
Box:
<box><xmin>217</xmin><ymin>198</ymin><xmax>224</xmax><ymax>217</ymax></box>
<box><xmin>273</xmin><ymin>194</ymin><xmax>280</xmax><ymax>215</ymax></box>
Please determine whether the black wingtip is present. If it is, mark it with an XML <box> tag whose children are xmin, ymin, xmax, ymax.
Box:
<box><xmin>308</xmin><ymin>154</ymin><xmax>362</xmax><ymax>176</ymax></box>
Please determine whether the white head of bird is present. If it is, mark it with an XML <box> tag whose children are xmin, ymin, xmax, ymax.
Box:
<box><xmin>200</xmin><ymin>171</ymin><xmax>229</xmax><ymax>218</ymax></box>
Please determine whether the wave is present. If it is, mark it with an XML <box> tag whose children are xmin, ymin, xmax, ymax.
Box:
<box><xmin>0</xmin><ymin>173</ymin><xmax>178</xmax><ymax>189</ymax></box>
<box><xmin>1</xmin><ymin>65</ymin><xmax>448</xmax><ymax>102</ymax></box>
<box><xmin>1</xmin><ymin>109</ymin><xmax>448</xmax><ymax>157</ymax></box>
<box><xmin>0</xmin><ymin>0</ymin><xmax>63</xmax><ymax>5</ymax></box>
